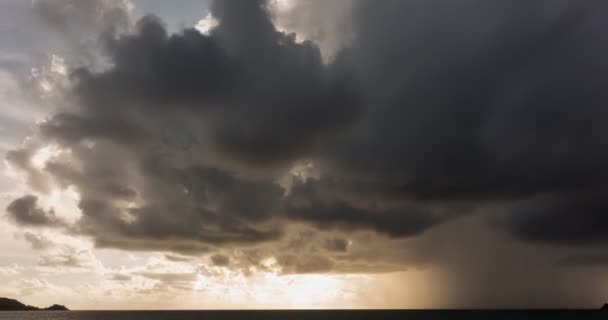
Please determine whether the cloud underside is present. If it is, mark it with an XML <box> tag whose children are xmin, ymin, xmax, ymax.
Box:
<box><xmin>7</xmin><ymin>0</ymin><xmax>608</xmax><ymax>271</ymax></box>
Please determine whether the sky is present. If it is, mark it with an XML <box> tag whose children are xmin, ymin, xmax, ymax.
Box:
<box><xmin>1</xmin><ymin>0</ymin><xmax>608</xmax><ymax>310</ymax></box>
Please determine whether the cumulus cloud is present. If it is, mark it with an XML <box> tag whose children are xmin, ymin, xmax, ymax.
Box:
<box><xmin>5</xmin><ymin>0</ymin><xmax>368</xmax><ymax>256</ymax></box>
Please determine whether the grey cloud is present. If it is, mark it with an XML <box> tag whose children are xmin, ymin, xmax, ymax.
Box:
<box><xmin>109</xmin><ymin>273</ymin><xmax>132</xmax><ymax>281</ymax></box>
<box><xmin>164</xmin><ymin>254</ymin><xmax>195</xmax><ymax>262</ymax></box>
<box><xmin>190</xmin><ymin>227</ymin><xmax>404</xmax><ymax>275</ymax></box>
<box><xmin>40</xmin><ymin>113</ymin><xmax>148</xmax><ymax>146</ymax></box>
<box><xmin>269</xmin><ymin>0</ymin><xmax>356</xmax><ymax>60</ymax></box>
<box><xmin>284</xmin><ymin>179</ymin><xmax>444</xmax><ymax>237</ymax></box>
<box><xmin>137</xmin><ymin>272</ymin><xmax>197</xmax><ymax>283</ymax></box>
<box><xmin>92</xmin><ymin>237</ymin><xmax>212</xmax><ymax>254</ymax></box>
<box><xmin>276</xmin><ymin>253</ymin><xmax>334</xmax><ymax>274</ymax></box>
<box><xmin>6</xmin><ymin>147</ymin><xmax>53</xmax><ymax>193</ymax></box>
<box><xmin>33</xmin><ymin>0</ymin><xmax>131</xmax><ymax>35</ymax></box>
<box><xmin>322</xmin><ymin>237</ymin><xmax>349</xmax><ymax>252</ymax></box>
<box><xmin>6</xmin><ymin>195</ymin><xmax>64</xmax><ymax>227</ymax></box>
<box><xmin>31</xmin><ymin>0</ymin><xmax>134</xmax><ymax>68</ymax></box>
<box><xmin>210</xmin><ymin>254</ymin><xmax>230</xmax><ymax>267</ymax></box>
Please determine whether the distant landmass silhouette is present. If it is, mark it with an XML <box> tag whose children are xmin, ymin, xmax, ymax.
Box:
<box><xmin>601</xmin><ymin>303</ymin><xmax>608</xmax><ymax>310</ymax></box>
<box><xmin>0</xmin><ymin>297</ymin><xmax>68</xmax><ymax>311</ymax></box>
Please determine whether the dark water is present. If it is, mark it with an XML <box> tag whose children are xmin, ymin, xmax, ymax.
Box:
<box><xmin>0</xmin><ymin>310</ymin><xmax>605</xmax><ymax>320</ymax></box>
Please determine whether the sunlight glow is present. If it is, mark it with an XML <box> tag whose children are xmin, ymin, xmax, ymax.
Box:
<box><xmin>44</xmin><ymin>186</ymin><xmax>82</xmax><ymax>222</ymax></box>
<box><xmin>30</xmin><ymin>144</ymin><xmax>61</xmax><ymax>169</ymax></box>
<box><xmin>195</xmin><ymin>13</ymin><xmax>218</xmax><ymax>35</ymax></box>
<box><xmin>192</xmin><ymin>268</ymin><xmax>361</xmax><ymax>309</ymax></box>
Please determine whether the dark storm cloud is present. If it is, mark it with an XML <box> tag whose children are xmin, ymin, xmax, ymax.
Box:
<box><xmin>6</xmin><ymin>195</ymin><xmax>65</xmax><ymax>227</ymax></box>
<box><xmin>505</xmin><ymin>193</ymin><xmax>608</xmax><ymax>245</ymax></box>
<box><xmin>318</xmin><ymin>0</ymin><xmax>608</xmax><ymax>244</ymax></box>
<box><xmin>284</xmin><ymin>179</ymin><xmax>443</xmax><ymax>237</ymax></box>
<box><xmin>328</xmin><ymin>0</ymin><xmax>607</xmax><ymax>200</ymax></box>
<box><xmin>557</xmin><ymin>253</ymin><xmax>608</xmax><ymax>268</ymax></box>
<box><xmin>8</xmin><ymin>0</ymin><xmax>608</xmax><ymax>264</ymax></box>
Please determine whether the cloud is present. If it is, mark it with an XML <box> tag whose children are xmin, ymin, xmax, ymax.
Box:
<box><xmin>19</xmin><ymin>232</ymin><xmax>105</xmax><ymax>272</ymax></box>
<box><xmin>37</xmin><ymin>247</ymin><xmax>101</xmax><ymax>271</ymax></box>
<box><xmin>322</xmin><ymin>237</ymin><xmax>349</xmax><ymax>252</ymax></box>
<box><xmin>7</xmin><ymin>0</ymin><xmax>608</xmax><ymax>280</ymax></box>
<box><xmin>70</xmin><ymin>3</ymin><xmax>358</xmax><ymax>165</ymax></box>
<box><xmin>328</xmin><ymin>0</ymin><xmax>602</xmax><ymax>198</ymax></box>
<box><xmin>557</xmin><ymin>253</ymin><xmax>608</xmax><ymax>268</ymax></box>
<box><xmin>5</xmin><ymin>0</ymin><xmax>362</xmax><ymax>254</ymax></box>
<box><xmin>268</xmin><ymin>0</ymin><xmax>356</xmax><ymax>60</ymax></box>
<box><xmin>105</xmin><ymin>255</ymin><xmax>202</xmax><ymax>293</ymax></box>
<box><xmin>210</xmin><ymin>254</ymin><xmax>230</xmax><ymax>267</ymax></box>
<box><xmin>284</xmin><ymin>178</ymin><xmax>445</xmax><ymax>237</ymax></box>
<box><xmin>31</xmin><ymin>0</ymin><xmax>135</xmax><ymax>69</ymax></box>
<box><xmin>286</xmin><ymin>0</ymin><xmax>608</xmax><ymax>245</ymax></box>
<box><xmin>23</xmin><ymin>231</ymin><xmax>52</xmax><ymax>250</ymax></box>
<box><xmin>0</xmin><ymin>264</ymin><xmax>22</xmax><ymax>277</ymax></box>
<box><xmin>136</xmin><ymin>271</ymin><xmax>197</xmax><ymax>283</ymax></box>
<box><xmin>108</xmin><ymin>273</ymin><xmax>132</xmax><ymax>281</ymax></box>
<box><xmin>275</xmin><ymin>253</ymin><xmax>335</xmax><ymax>274</ymax></box>
<box><xmin>33</xmin><ymin>0</ymin><xmax>132</xmax><ymax>35</ymax></box>
<box><xmin>503</xmin><ymin>193</ymin><xmax>608</xmax><ymax>245</ymax></box>
<box><xmin>6</xmin><ymin>195</ymin><xmax>65</xmax><ymax>227</ymax></box>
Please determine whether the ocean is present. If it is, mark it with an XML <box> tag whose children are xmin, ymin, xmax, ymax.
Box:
<box><xmin>0</xmin><ymin>310</ymin><xmax>605</xmax><ymax>320</ymax></box>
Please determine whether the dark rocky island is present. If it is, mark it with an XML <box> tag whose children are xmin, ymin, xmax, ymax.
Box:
<box><xmin>0</xmin><ymin>297</ymin><xmax>68</xmax><ymax>311</ymax></box>
<box><xmin>602</xmin><ymin>303</ymin><xmax>608</xmax><ymax>310</ymax></box>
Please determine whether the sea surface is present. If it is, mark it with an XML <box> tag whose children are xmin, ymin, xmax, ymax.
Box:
<box><xmin>0</xmin><ymin>310</ymin><xmax>605</xmax><ymax>320</ymax></box>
